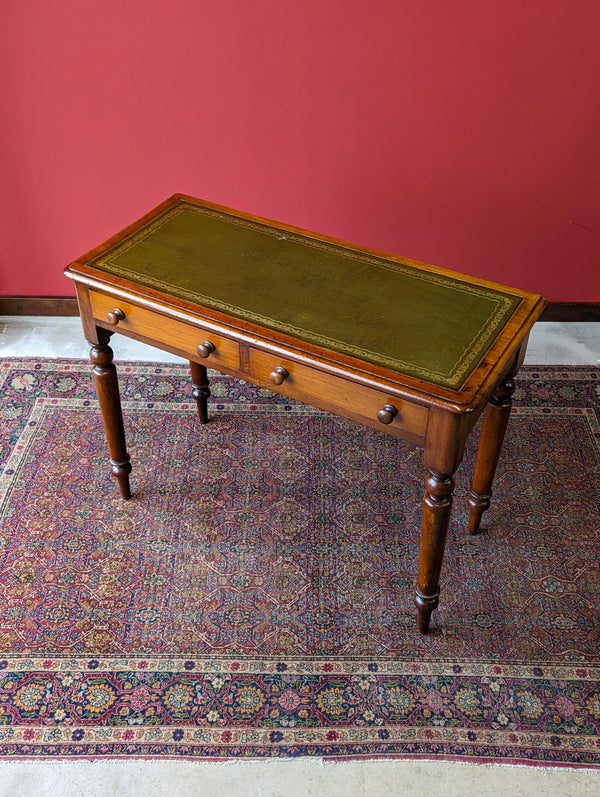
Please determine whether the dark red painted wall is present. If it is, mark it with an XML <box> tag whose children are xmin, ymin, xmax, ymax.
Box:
<box><xmin>2</xmin><ymin>1</ymin><xmax>599</xmax><ymax>301</ymax></box>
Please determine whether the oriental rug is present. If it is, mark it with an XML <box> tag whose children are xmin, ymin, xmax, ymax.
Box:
<box><xmin>0</xmin><ymin>358</ymin><xmax>599</xmax><ymax>765</ymax></box>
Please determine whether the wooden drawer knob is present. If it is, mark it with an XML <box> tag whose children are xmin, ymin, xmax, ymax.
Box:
<box><xmin>196</xmin><ymin>341</ymin><xmax>216</xmax><ymax>358</ymax></box>
<box><xmin>106</xmin><ymin>308</ymin><xmax>125</xmax><ymax>325</ymax></box>
<box><xmin>269</xmin><ymin>366</ymin><xmax>289</xmax><ymax>385</ymax></box>
<box><xmin>377</xmin><ymin>404</ymin><xmax>398</xmax><ymax>425</ymax></box>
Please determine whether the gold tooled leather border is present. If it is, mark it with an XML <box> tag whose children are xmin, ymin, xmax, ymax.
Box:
<box><xmin>90</xmin><ymin>202</ymin><xmax>521</xmax><ymax>391</ymax></box>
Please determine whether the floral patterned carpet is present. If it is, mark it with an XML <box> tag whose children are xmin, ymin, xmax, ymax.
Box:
<box><xmin>0</xmin><ymin>358</ymin><xmax>599</xmax><ymax>764</ymax></box>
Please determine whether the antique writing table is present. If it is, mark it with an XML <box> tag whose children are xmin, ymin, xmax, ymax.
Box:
<box><xmin>65</xmin><ymin>194</ymin><xmax>545</xmax><ymax>633</ymax></box>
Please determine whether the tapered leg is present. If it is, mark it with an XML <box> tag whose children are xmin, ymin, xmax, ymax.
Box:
<box><xmin>467</xmin><ymin>375</ymin><xmax>516</xmax><ymax>535</ymax></box>
<box><xmin>190</xmin><ymin>361</ymin><xmax>210</xmax><ymax>423</ymax></box>
<box><xmin>90</xmin><ymin>338</ymin><xmax>132</xmax><ymax>499</ymax></box>
<box><xmin>414</xmin><ymin>469</ymin><xmax>456</xmax><ymax>633</ymax></box>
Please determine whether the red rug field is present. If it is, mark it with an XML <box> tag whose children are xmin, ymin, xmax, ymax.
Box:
<box><xmin>0</xmin><ymin>359</ymin><xmax>598</xmax><ymax>765</ymax></box>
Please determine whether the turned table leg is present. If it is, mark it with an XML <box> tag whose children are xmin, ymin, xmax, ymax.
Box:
<box><xmin>190</xmin><ymin>361</ymin><xmax>210</xmax><ymax>424</ymax></box>
<box><xmin>89</xmin><ymin>334</ymin><xmax>132</xmax><ymax>499</ymax></box>
<box><xmin>414</xmin><ymin>469</ymin><xmax>456</xmax><ymax>633</ymax></box>
<box><xmin>467</xmin><ymin>373</ymin><xmax>516</xmax><ymax>535</ymax></box>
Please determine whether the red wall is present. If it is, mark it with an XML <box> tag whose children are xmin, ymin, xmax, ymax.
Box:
<box><xmin>1</xmin><ymin>1</ymin><xmax>599</xmax><ymax>301</ymax></box>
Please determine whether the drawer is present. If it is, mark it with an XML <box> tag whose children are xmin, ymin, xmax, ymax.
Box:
<box><xmin>89</xmin><ymin>290</ymin><xmax>241</xmax><ymax>370</ymax></box>
<box><xmin>249</xmin><ymin>348</ymin><xmax>428</xmax><ymax>438</ymax></box>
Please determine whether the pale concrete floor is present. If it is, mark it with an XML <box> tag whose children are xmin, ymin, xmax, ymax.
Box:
<box><xmin>0</xmin><ymin>318</ymin><xmax>599</xmax><ymax>796</ymax></box>
<box><xmin>0</xmin><ymin>317</ymin><xmax>599</xmax><ymax>366</ymax></box>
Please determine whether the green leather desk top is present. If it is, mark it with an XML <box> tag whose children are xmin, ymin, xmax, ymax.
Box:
<box><xmin>88</xmin><ymin>199</ymin><xmax>523</xmax><ymax>391</ymax></box>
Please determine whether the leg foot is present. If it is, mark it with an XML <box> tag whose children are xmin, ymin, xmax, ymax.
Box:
<box><xmin>467</xmin><ymin>375</ymin><xmax>515</xmax><ymax>534</ymax></box>
<box><xmin>90</xmin><ymin>338</ymin><xmax>132</xmax><ymax>499</ymax></box>
<box><xmin>414</xmin><ymin>469</ymin><xmax>455</xmax><ymax>633</ymax></box>
<box><xmin>190</xmin><ymin>361</ymin><xmax>210</xmax><ymax>424</ymax></box>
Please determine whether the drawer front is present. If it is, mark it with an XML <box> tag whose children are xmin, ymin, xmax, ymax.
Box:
<box><xmin>89</xmin><ymin>291</ymin><xmax>240</xmax><ymax>370</ymax></box>
<box><xmin>249</xmin><ymin>348</ymin><xmax>428</xmax><ymax>438</ymax></box>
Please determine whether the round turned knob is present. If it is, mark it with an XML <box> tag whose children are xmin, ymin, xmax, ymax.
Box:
<box><xmin>377</xmin><ymin>404</ymin><xmax>398</xmax><ymax>425</ymax></box>
<box><xmin>269</xmin><ymin>366</ymin><xmax>289</xmax><ymax>385</ymax></box>
<box><xmin>106</xmin><ymin>308</ymin><xmax>125</xmax><ymax>325</ymax></box>
<box><xmin>196</xmin><ymin>341</ymin><xmax>216</xmax><ymax>358</ymax></box>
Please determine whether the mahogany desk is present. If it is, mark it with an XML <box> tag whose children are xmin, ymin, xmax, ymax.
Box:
<box><xmin>64</xmin><ymin>195</ymin><xmax>545</xmax><ymax>633</ymax></box>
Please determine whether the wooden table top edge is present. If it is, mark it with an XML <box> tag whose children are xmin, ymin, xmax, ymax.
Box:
<box><xmin>64</xmin><ymin>194</ymin><xmax>545</xmax><ymax>413</ymax></box>
<box><xmin>66</xmin><ymin>266</ymin><xmax>544</xmax><ymax>413</ymax></box>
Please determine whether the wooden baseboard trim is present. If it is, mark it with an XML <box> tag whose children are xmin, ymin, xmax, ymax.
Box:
<box><xmin>0</xmin><ymin>297</ymin><xmax>78</xmax><ymax>316</ymax></box>
<box><xmin>539</xmin><ymin>302</ymin><xmax>600</xmax><ymax>322</ymax></box>
<box><xmin>1</xmin><ymin>296</ymin><xmax>598</xmax><ymax>322</ymax></box>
